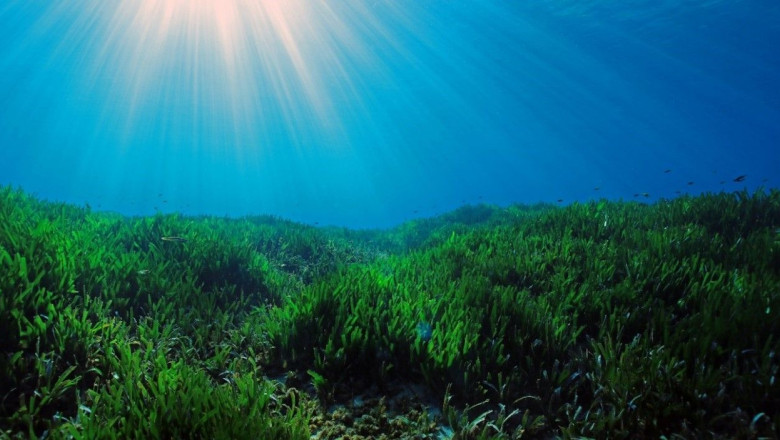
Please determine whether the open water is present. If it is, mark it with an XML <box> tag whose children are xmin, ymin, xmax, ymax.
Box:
<box><xmin>1</xmin><ymin>1</ymin><xmax>778</xmax><ymax>228</ymax></box>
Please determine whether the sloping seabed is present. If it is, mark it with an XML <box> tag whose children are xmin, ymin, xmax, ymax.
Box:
<box><xmin>0</xmin><ymin>185</ymin><xmax>778</xmax><ymax>439</ymax></box>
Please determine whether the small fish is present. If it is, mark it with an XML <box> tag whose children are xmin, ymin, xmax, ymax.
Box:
<box><xmin>137</xmin><ymin>269</ymin><xmax>151</xmax><ymax>275</ymax></box>
<box><xmin>416</xmin><ymin>321</ymin><xmax>433</xmax><ymax>343</ymax></box>
<box><xmin>161</xmin><ymin>236</ymin><xmax>188</xmax><ymax>242</ymax></box>
<box><xmin>557</xmin><ymin>199</ymin><xmax>563</xmax><ymax>203</ymax></box>
<box><xmin>641</xmin><ymin>192</ymin><xmax>650</xmax><ymax>198</ymax></box>
<box><xmin>593</xmin><ymin>187</ymin><xmax>600</xmax><ymax>191</ymax></box>
<box><xmin>733</xmin><ymin>175</ymin><xmax>747</xmax><ymax>182</ymax></box>
<box><xmin>664</xmin><ymin>169</ymin><xmax>672</xmax><ymax>173</ymax></box>
<box><xmin>687</xmin><ymin>181</ymin><xmax>694</xmax><ymax>185</ymax></box>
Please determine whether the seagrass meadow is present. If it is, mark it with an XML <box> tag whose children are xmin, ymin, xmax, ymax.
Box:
<box><xmin>0</xmin><ymin>185</ymin><xmax>779</xmax><ymax>439</ymax></box>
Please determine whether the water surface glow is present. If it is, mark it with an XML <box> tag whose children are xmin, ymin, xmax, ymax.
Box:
<box><xmin>1</xmin><ymin>1</ymin><xmax>778</xmax><ymax>227</ymax></box>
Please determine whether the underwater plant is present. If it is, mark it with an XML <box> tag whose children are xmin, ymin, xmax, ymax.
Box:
<box><xmin>1</xmin><ymin>186</ymin><xmax>779</xmax><ymax>438</ymax></box>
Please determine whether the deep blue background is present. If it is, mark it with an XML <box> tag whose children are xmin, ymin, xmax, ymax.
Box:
<box><xmin>1</xmin><ymin>1</ymin><xmax>778</xmax><ymax>228</ymax></box>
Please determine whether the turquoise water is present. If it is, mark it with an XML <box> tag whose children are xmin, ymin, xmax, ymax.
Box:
<box><xmin>1</xmin><ymin>1</ymin><xmax>778</xmax><ymax>228</ymax></box>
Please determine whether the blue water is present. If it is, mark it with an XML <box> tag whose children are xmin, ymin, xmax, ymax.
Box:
<box><xmin>1</xmin><ymin>1</ymin><xmax>779</xmax><ymax>228</ymax></box>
